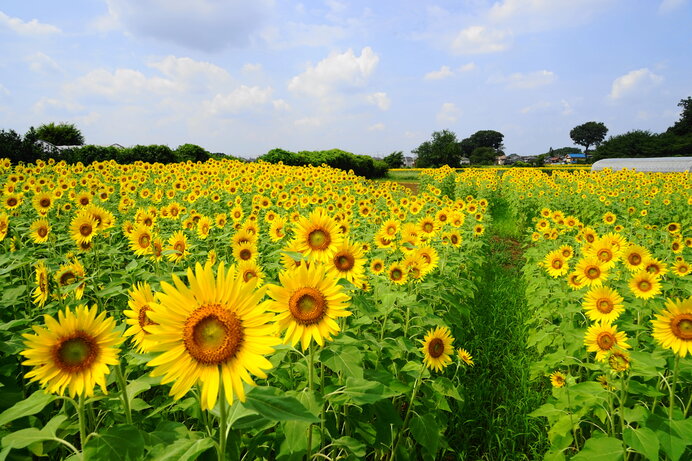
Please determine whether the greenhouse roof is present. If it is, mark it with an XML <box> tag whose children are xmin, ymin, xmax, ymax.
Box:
<box><xmin>591</xmin><ymin>157</ymin><xmax>692</xmax><ymax>173</ymax></box>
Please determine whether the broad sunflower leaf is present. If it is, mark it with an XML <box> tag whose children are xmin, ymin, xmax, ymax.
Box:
<box><xmin>410</xmin><ymin>413</ymin><xmax>440</xmax><ymax>456</ymax></box>
<box><xmin>0</xmin><ymin>390</ymin><xmax>56</xmax><ymax>427</ymax></box>
<box><xmin>320</xmin><ymin>345</ymin><xmax>364</xmax><ymax>379</ymax></box>
<box><xmin>83</xmin><ymin>424</ymin><xmax>145</xmax><ymax>461</ymax></box>
<box><xmin>1</xmin><ymin>414</ymin><xmax>66</xmax><ymax>450</ymax></box>
<box><xmin>571</xmin><ymin>437</ymin><xmax>623</xmax><ymax>461</ymax></box>
<box><xmin>148</xmin><ymin>437</ymin><xmax>215</xmax><ymax>461</ymax></box>
<box><xmin>623</xmin><ymin>427</ymin><xmax>659</xmax><ymax>461</ymax></box>
<box><xmin>243</xmin><ymin>387</ymin><xmax>318</xmax><ymax>423</ymax></box>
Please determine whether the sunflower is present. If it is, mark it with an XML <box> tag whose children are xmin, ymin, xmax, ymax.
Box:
<box><xmin>421</xmin><ymin>326</ymin><xmax>454</xmax><ymax>372</ymax></box>
<box><xmin>549</xmin><ymin>371</ymin><xmax>566</xmax><ymax>388</ymax></box>
<box><xmin>473</xmin><ymin>224</ymin><xmax>485</xmax><ymax>237</ymax></box>
<box><xmin>167</xmin><ymin>230</ymin><xmax>189</xmax><ymax>263</ymax></box>
<box><xmin>621</xmin><ymin>244</ymin><xmax>651</xmax><ymax>272</ymax></box>
<box><xmin>20</xmin><ymin>304</ymin><xmax>122</xmax><ymax>397</ymax></box>
<box><xmin>269</xmin><ymin>216</ymin><xmax>288</xmax><ymax>242</ymax></box>
<box><xmin>671</xmin><ymin>260</ymin><xmax>690</xmax><ymax>277</ymax></box>
<box><xmin>608</xmin><ymin>350</ymin><xmax>631</xmax><ymax>372</ymax></box>
<box><xmin>70</xmin><ymin>210</ymin><xmax>98</xmax><ymax>246</ymax></box>
<box><xmin>387</xmin><ymin>263</ymin><xmax>408</xmax><ymax>285</ymax></box>
<box><xmin>567</xmin><ymin>271</ymin><xmax>586</xmax><ymax>290</ymax></box>
<box><xmin>55</xmin><ymin>259</ymin><xmax>86</xmax><ymax>300</ymax></box>
<box><xmin>3</xmin><ymin>193</ymin><xmax>23</xmax><ymax>210</ymax></box>
<box><xmin>196</xmin><ymin>216</ymin><xmax>212</xmax><ymax>240</ymax></box>
<box><xmin>369</xmin><ymin>258</ymin><xmax>385</xmax><ymax>275</ymax></box>
<box><xmin>326</xmin><ymin>238</ymin><xmax>366</xmax><ymax>287</ymax></box>
<box><xmin>651</xmin><ymin>296</ymin><xmax>692</xmax><ymax>357</ymax></box>
<box><xmin>575</xmin><ymin>257</ymin><xmax>609</xmax><ymax>287</ymax></box>
<box><xmin>123</xmin><ymin>283</ymin><xmax>157</xmax><ymax>353</ymax></box>
<box><xmin>457</xmin><ymin>348</ymin><xmax>474</xmax><ymax>366</ymax></box>
<box><xmin>291</xmin><ymin>209</ymin><xmax>342</xmax><ymax>263</ymax></box>
<box><xmin>583</xmin><ymin>286</ymin><xmax>625</xmax><ymax>323</ymax></box>
<box><xmin>267</xmin><ymin>264</ymin><xmax>351</xmax><ymax>351</ymax></box>
<box><xmin>415</xmin><ymin>246</ymin><xmax>439</xmax><ymax>276</ymax></box>
<box><xmin>0</xmin><ymin>213</ymin><xmax>8</xmax><ymax>241</ymax></box>
<box><xmin>32</xmin><ymin>191</ymin><xmax>54</xmax><ymax>215</ymax></box>
<box><xmin>32</xmin><ymin>260</ymin><xmax>50</xmax><ymax>307</ymax></box>
<box><xmin>643</xmin><ymin>257</ymin><xmax>668</xmax><ymax>277</ymax></box>
<box><xmin>238</xmin><ymin>259</ymin><xmax>265</xmax><ymax>286</ymax></box>
<box><xmin>30</xmin><ymin>218</ymin><xmax>51</xmax><ymax>244</ymax></box>
<box><xmin>584</xmin><ymin>323</ymin><xmax>631</xmax><ymax>362</ymax></box>
<box><xmin>543</xmin><ymin>249</ymin><xmax>569</xmax><ymax>278</ymax></box>
<box><xmin>602</xmin><ymin>212</ymin><xmax>616</xmax><ymax>225</ymax></box>
<box><xmin>233</xmin><ymin>241</ymin><xmax>258</xmax><ymax>263</ymax></box>
<box><xmin>128</xmin><ymin>224</ymin><xmax>154</xmax><ymax>256</ymax></box>
<box><xmin>146</xmin><ymin>262</ymin><xmax>278</xmax><ymax>410</ymax></box>
<box><xmin>628</xmin><ymin>270</ymin><xmax>662</xmax><ymax>300</ymax></box>
<box><xmin>586</xmin><ymin>238</ymin><xmax>621</xmax><ymax>268</ymax></box>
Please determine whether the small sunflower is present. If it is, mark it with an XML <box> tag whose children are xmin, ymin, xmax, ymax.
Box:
<box><xmin>387</xmin><ymin>263</ymin><xmax>408</xmax><ymax>285</ymax></box>
<box><xmin>167</xmin><ymin>230</ymin><xmax>189</xmax><ymax>263</ymax></box>
<box><xmin>292</xmin><ymin>209</ymin><xmax>343</xmax><ymax>263</ymax></box>
<box><xmin>628</xmin><ymin>270</ymin><xmax>662</xmax><ymax>300</ymax></box>
<box><xmin>233</xmin><ymin>241</ymin><xmax>258</xmax><ymax>263</ymax></box>
<box><xmin>30</xmin><ymin>218</ymin><xmax>51</xmax><ymax>244</ymax></box>
<box><xmin>671</xmin><ymin>260</ymin><xmax>690</xmax><ymax>277</ymax></box>
<box><xmin>128</xmin><ymin>224</ymin><xmax>154</xmax><ymax>256</ymax></box>
<box><xmin>421</xmin><ymin>326</ymin><xmax>454</xmax><ymax>372</ymax></box>
<box><xmin>582</xmin><ymin>286</ymin><xmax>625</xmax><ymax>324</ymax></box>
<box><xmin>70</xmin><ymin>210</ymin><xmax>98</xmax><ymax>246</ymax></box>
<box><xmin>651</xmin><ymin>296</ymin><xmax>692</xmax><ymax>357</ymax></box>
<box><xmin>549</xmin><ymin>371</ymin><xmax>566</xmax><ymax>388</ymax></box>
<box><xmin>123</xmin><ymin>282</ymin><xmax>157</xmax><ymax>353</ymax></box>
<box><xmin>457</xmin><ymin>348</ymin><xmax>474</xmax><ymax>366</ymax></box>
<box><xmin>147</xmin><ymin>262</ymin><xmax>279</xmax><ymax>410</ymax></box>
<box><xmin>369</xmin><ymin>258</ymin><xmax>385</xmax><ymax>275</ymax></box>
<box><xmin>543</xmin><ymin>249</ymin><xmax>569</xmax><ymax>278</ymax></box>
<box><xmin>0</xmin><ymin>213</ymin><xmax>8</xmax><ymax>241</ymax></box>
<box><xmin>237</xmin><ymin>259</ymin><xmax>265</xmax><ymax>286</ymax></box>
<box><xmin>584</xmin><ymin>323</ymin><xmax>631</xmax><ymax>362</ymax></box>
<box><xmin>21</xmin><ymin>304</ymin><xmax>122</xmax><ymax>397</ymax></box>
<box><xmin>32</xmin><ymin>260</ymin><xmax>50</xmax><ymax>307</ymax></box>
<box><xmin>325</xmin><ymin>238</ymin><xmax>366</xmax><ymax>287</ymax></box>
<box><xmin>621</xmin><ymin>244</ymin><xmax>651</xmax><ymax>272</ymax></box>
<box><xmin>267</xmin><ymin>264</ymin><xmax>351</xmax><ymax>351</ymax></box>
<box><xmin>575</xmin><ymin>256</ymin><xmax>609</xmax><ymax>287</ymax></box>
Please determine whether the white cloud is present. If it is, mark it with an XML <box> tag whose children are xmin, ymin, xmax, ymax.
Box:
<box><xmin>488</xmin><ymin>0</ymin><xmax>617</xmax><ymax>31</ymax></box>
<box><xmin>242</xmin><ymin>63</ymin><xmax>263</xmax><ymax>73</ymax></box>
<box><xmin>492</xmin><ymin>70</ymin><xmax>556</xmax><ymax>89</ymax></box>
<box><xmin>520</xmin><ymin>99</ymin><xmax>573</xmax><ymax>115</ymax></box>
<box><xmin>0</xmin><ymin>11</ymin><xmax>61</xmax><ymax>35</ymax></box>
<box><xmin>204</xmin><ymin>85</ymin><xmax>273</xmax><ymax>115</ymax></box>
<box><xmin>366</xmin><ymin>92</ymin><xmax>390</xmax><ymax>110</ymax></box>
<box><xmin>294</xmin><ymin>117</ymin><xmax>322</xmax><ymax>128</ymax></box>
<box><xmin>609</xmin><ymin>68</ymin><xmax>663</xmax><ymax>100</ymax></box>
<box><xmin>104</xmin><ymin>0</ymin><xmax>272</xmax><ymax>51</ymax></box>
<box><xmin>25</xmin><ymin>52</ymin><xmax>61</xmax><ymax>73</ymax></box>
<box><xmin>459</xmin><ymin>62</ymin><xmax>476</xmax><ymax>73</ymax></box>
<box><xmin>288</xmin><ymin>47</ymin><xmax>379</xmax><ymax>98</ymax></box>
<box><xmin>66</xmin><ymin>68</ymin><xmax>178</xmax><ymax>102</ymax></box>
<box><xmin>424</xmin><ymin>65</ymin><xmax>454</xmax><ymax>80</ymax></box>
<box><xmin>368</xmin><ymin>123</ymin><xmax>385</xmax><ymax>131</ymax></box>
<box><xmin>659</xmin><ymin>0</ymin><xmax>688</xmax><ymax>13</ymax></box>
<box><xmin>451</xmin><ymin>26</ymin><xmax>511</xmax><ymax>54</ymax></box>
<box><xmin>33</xmin><ymin>98</ymin><xmax>84</xmax><ymax>114</ymax></box>
<box><xmin>272</xmin><ymin>99</ymin><xmax>291</xmax><ymax>111</ymax></box>
<box><xmin>437</xmin><ymin>102</ymin><xmax>460</xmax><ymax>123</ymax></box>
<box><xmin>148</xmin><ymin>56</ymin><xmax>231</xmax><ymax>92</ymax></box>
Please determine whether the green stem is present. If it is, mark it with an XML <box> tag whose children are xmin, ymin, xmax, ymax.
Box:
<box><xmin>565</xmin><ymin>384</ymin><xmax>579</xmax><ymax>452</ymax></box>
<box><xmin>218</xmin><ymin>378</ymin><xmax>228</xmax><ymax>461</ymax></box>
<box><xmin>78</xmin><ymin>395</ymin><xmax>87</xmax><ymax>450</ymax></box>
<box><xmin>306</xmin><ymin>346</ymin><xmax>315</xmax><ymax>461</ymax></box>
<box><xmin>114</xmin><ymin>364</ymin><xmax>132</xmax><ymax>424</ymax></box>
<box><xmin>388</xmin><ymin>368</ymin><xmax>424</xmax><ymax>461</ymax></box>
<box><xmin>669</xmin><ymin>355</ymin><xmax>680</xmax><ymax>420</ymax></box>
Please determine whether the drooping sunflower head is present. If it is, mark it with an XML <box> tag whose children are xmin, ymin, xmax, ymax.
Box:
<box><xmin>21</xmin><ymin>304</ymin><xmax>122</xmax><ymax>397</ymax></box>
<box><xmin>651</xmin><ymin>296</ymin><xmax>692</xmax><ymax>357</ymax></box>
<box><xmin>32</xmin><ymin>260</ymin><xmax>50</xmax><ymax>307</ymax></box>
<box><xmin>267</xmin><ymin>263</ymin><xmax>351</xmax><ymax>351</ymax></box>
<box><xmin>420</xmin><ymin>326</ymin><xmax>454</xmax><ymax>372</ymax></box>
<box><xmin>457</xmin><ymin>348</ymin><xmax>474</xmax><ymax>367</ymax></box>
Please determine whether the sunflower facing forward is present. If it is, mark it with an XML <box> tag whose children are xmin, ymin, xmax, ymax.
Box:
<box><xmin>267</xmin><ymin>263</ymin><xmax>351</xmax><ymax>351</ymax></box>
<box><xmin>146</xmin><ymin>262</ymin><xmax>279</xmax><ymax>411</ymax></box>
<box><xmin>652</xmin><ymin>296</ymin><xmax>692</xmax><ymax>357</ymax></box>
<box><xmin>291</xmin><ymin>209</ymin><xmax>343</xmax><ymax>264</ymax></box>
<box><xmin>21</xmin><ymin>304</ymin><xmax>123</xmax><ymax>397</ymax></box>
<box><xmin>421</xmin><ymin>326</ymin><xmax>455</xmax><ymax>372</ymax></box>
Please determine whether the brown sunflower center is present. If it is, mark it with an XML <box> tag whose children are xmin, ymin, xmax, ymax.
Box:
<box><xmin>183</xmin><ymin>305</ymin><xmax>243</xmax><ymax>364</ymax></box>
<box><xmin>138</xmin><ymin>306</ymin><xmax>157</xmax><ymax>330</ymax></box>
<box><xmin>59</xmin><ymin>271</ymin><xmax>76</xmax><ymax>286</ymax></box>
<box><xmin>671</xmin><ymin>314</ymin><xmax>692</xmax><ymax>340</ymax></box>
<box><xmin>597</xmin><ymin>298</ymin><xmax>614</xmax><ymax>314</ymax></box>
<box><xmin>373</xmin><ymin>262</ymin><xmax>383</xmax><ymax>271</ymax></box>
<box><xmin>428</xmin><ymin>338</ymin><xmax>445</xmax><ymax>358</ymax></box>
<box><xmin>551</xmin><ymin>259</ymin><xmax>563</xmax><ymax>269</ymax></box>
<box><xmin>79</xmin><ymin>223</ymin><xmax>93</xmax><ymax>237</ymax></box>
<box><xmin>423</xmin><ymin>222</ymin><xmax>434</xmax><ymax>233</ymax></box>
<box><xmin>288</xmin><ymin>287</ymin><xmax>327</xmax><ymax>325</ymax></box>
<box><xmin>451</xmin><ymin>235</ymin><xmax>459</xmax><ymax>245</ymax></box>
<box><xmin>596</xmin><ymin>332</ymin><xmax>615</xmax><ymax>351</ymax></box>
<box><xmin>628</xmin><ymin>254</ymin><xmax>642</xmax><ymax>265</ymax></box>
<box><xmin>390</xmin><ymin>268</ymin><xmax>404</xmax><ymax>281</ymax></box>
<box><xmin>586</xmin><ymin>266</ymin><xmax>601</xmax><ymax>279</ymax></box>
<box><xmin>37</xmin><ymin>226</ymin><xmax>48</xmax><ymax>237</ymax></box>
<box><xmin>39</xmin><ymin>198</ymin><xmax>51</xmax><ymax>208</ymax></box>
<box><xmin>239</xmin><ymin>248</ymin><xmax>252</xmax><ymax>260</ymax></box>
<box><xmin>334</xmin><ymin>252</ymin><xmax>355</xmax><ymax>271</ymax></box>
<box><xmin>139</xmin><ymin>234</ymin><xmax>151</xmax><ymax>248</ymax></box>
<box><xmin>242</xmin><ymin>269</ymin><xmax>257</xmax><ymax>282</ymax></box>
<box><xmin>638</xmin><ymin>280</ymin><xmax>652</xmax><ymax>292</ymax></box>
<box><xmin>308</xmin><ymin>229</ymin><xmax>330</xmax><ymax>250</ymax></box>
<box><xmin>174</xmin><ymin>242</ymin><xmax>185</xmax><ymax>252</ymax></box>
<box><xmin>7</xmin><ymin>197</ymin><xmax>17</xmax><ymax>207</ymax></box>
<box><xmin>80</xmin><ymin>197</ymin><xmax>89</xmax><ymax>206</ymax></box>
<box><xmin>597</xmin><ymin>249</ymin><xmax>612</xmax><ymax>261</ymax></box>
<box><xmin>53</xmin><ymin>333</ymin><xmax>98</xmax><ymax>372</ymax></box>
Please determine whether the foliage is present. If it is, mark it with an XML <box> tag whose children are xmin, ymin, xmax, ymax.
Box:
<box><xmin>413</xmin><ymin>130</ymin><xmax>463</xmax><ymax>168</ymax></box>
<box><xmin>666</xmin><ymin>97</ymin><xmax>692</xmax><ymax>136</ymax></box>
<box><xmin>460</xmin><ymin>130</ymin><xmax>505</xmax><ymax>157</ymax></box>
<box><xmin>383</xmin><ymin>151</ymin><xmax>404</xmax><ymax>169</ymax></box>
<box><xmin>35</xmin><ymin>122</ymin><xmax>85</xmax><ymax>146</ymax></box>
<box><xmin>545</xmin><ymin>147</ymin><xmax>584</xmax><ymax>157</ymax></box>
<box><xmin>570</xmin><ymin>121</ymin><xmax>608</xmax><ymax>154</ymax></box>
<box><xmin>257</xmin><ymin>148</ymin><xmax>387</xmax><ymax>178</ymax></box>
<box><xmin>59</xmin><ymin>144</ymin><xmax>212</xmax><ymax>164</ymax></box>
<box><xmin>469</xmin><ymin>146</ymin><xmax>497</xmax><ymax>165</ymax></box>
<box><xmin>592</xmin><ymin>130</ymin><xmax>692</xmax><ymax>161</ymax></box>
<box><xmin>0</xmin><ymin>128</ymin><xmax>46</xmax><ymax>164</ymax></box>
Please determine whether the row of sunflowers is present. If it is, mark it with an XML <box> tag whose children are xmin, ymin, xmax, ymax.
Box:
<box><xmin>0</xmin><ymin>158</ymin><xmax>486</xmax><ymax>460</ymax></box>
<box><xmin>422</xmin><ymin>166</ymin><xmax>691</xmax><ymax>460</ymax></box>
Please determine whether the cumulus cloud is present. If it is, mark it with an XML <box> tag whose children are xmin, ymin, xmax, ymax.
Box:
<box><xmin>104</xmin><ymin>0</ymin><xmax>272</xmax><ymax>51</ymax></box>
<box><xmin>609</xmin><ymin>68</ymin><xmax>663</xmax><ymax>100</ymax></box>
<box><xmin>488</xmin><ymin>0</ymin><xmax>617</xmax><ymax>31</ymax></box>
<box><xmin>491</xmin><ymin>70</ymin><xmax>556</xmax><ymax>89</ymax></box>
<box><xmin>148</xmin><ymin>55</ymin><xmax>231</xmax><ymax>92</ymax></box>
<box><xmin>520</xmin><ymin>99</ymin><xmax>573</xmax><ymax>115</ymax></box>
<box><xmin>33</xmin><ymin>97</ymin><xmax>84</xmax><ymax>114</ymax></box>
<box><xmin>0</xmin><ymin>11</ymin><xmax>61</xmax><ymax>35</ymax></box>
<box><xmin>204</xmin><ymin>85</ymin><xmax>273</xmax><ymax>116</ymax></box>
<box><xmin>288</xmin><ymin>47</ymin><xmax>379</xmax><ymax>98</ymax></box>
<box><xmin>424</xmin><ymin>65</ymin><xmax>454</xmax><ymax>80</ymax></box>
<box><xmin>437</xmin><ymin>102</ymin><xmax>460</xmax><ymax>123</ymax></box>
<box><xmin>459</xmin><ymin>62</ymin><xmax>476</xmax><ymax>72</ymax></box>
<box><xmin>451</xmin><ymin>26</ymin><xmax>511</xmax><ymax>54</ymax></box>
<box><xmin>368</xmin><ymin>122</ymin><xmax>385</xmax><ymax>131</ymax></box>
<box><xmin>272</xmin><ymin>99</ymin><xmax>291</xmax><ymax>111</ymax></box>
<box><xmin>66</xmin><ymin>68</ymin><xmax>178</xmax><ymax>102</ymax></box>
<box><xmin>242</xmin><ymin>63</ymin><xmax>263</xmax><ymax>73</ymax></box>
<box><xmin>25</xmin><ymin>52</ymin><xmax>61</xmax><ymax>73</ymax></box>
<box><xmin>366</xmin><ymin>92</ymin><xmax>390</xmax><ymax>110</ymax></box>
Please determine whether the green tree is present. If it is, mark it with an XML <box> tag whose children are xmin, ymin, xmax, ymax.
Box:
<box><xmin>413</xmin><ymin>130</ymin><xmax>462</xmax><ymax>168</ymax></box>
<box><xmin>175</xmin><ymin>143</ymin><xmax>211</xmax><ymax>162</ymax></box>
<box><xmin>35</xmin><ymin>122</ymin><xmax>85</xmax><ymax>146</ymax></box>
<box><xmin>666</xmin><ymin>96</ymin><xmax>692</xmax><ymax>136</ymax></box>
<box><xmin>569</xmin><ymin>121</ymin><xmax>608</xmax><ymax>155</ymax></box>
<box><xmin>383</xmin><ymin>151</ymin><xmax>404</xmax><ymax>168</ymax></box>
<box><xmin>469</xmin><ymin>146</ymin><xmax>497</xmax><ymax>165</ymax></box>
<box><xmin>591</xmin><ymin>130</ymin><xmax>661</xmax><ymax>161</ymax></box>
<box><xmin>459</xmin><ymin>130</ymin><xmax>505</xmax><ymax>163</ymax></box>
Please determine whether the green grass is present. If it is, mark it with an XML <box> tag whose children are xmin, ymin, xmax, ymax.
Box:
<box><xmin>449</xmin><ymin>199</ymin><xmax>550</xmax><ymax>460</ymax></box>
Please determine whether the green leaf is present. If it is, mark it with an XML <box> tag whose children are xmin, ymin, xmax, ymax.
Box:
<box><xmin>646</xmin><ymin>414</ymin><xmax>689</xmax><ymax>461</ymax></box>
<box><xmin>148</xmin><ymin>438</ymin><xmax>215</xmax><ymax>461</ymax></box>
<box><xmin>0</xmin><ymin>391</ymin><xmax>56</xmax><ymax>427</ymax></box>
<box><xmin>343</xmin><ymin>377</ymin><xmax>390</xmax><ymax>405</ymax></box>
<box><xmin>431</xmin><ymin>377</ymin><xmax>463</xmax><ymax>401</ymax></box>
<box><xmin>410</xmin><ymin>413</ymin><xmax>440</xmax><ymax>455</ymax></box>
<box><xmin>571</xmin><ymin>437</ymin><xmax>623</xmax><ymax>461</ymax></box>
<box><xmin>331</xmin><ymin>436</ymin><xmax>366</xmax><ymax>458</ymax></box>
<box><xmin>243</xmin><ymin>387</ymin><xmax>318</xmax><ymax>423</ymax></box>
<box><xmin>1</xmin><ymin>414</ymin><xmax>66</xmax><ymax>450</ymax></box>
<box><xmin>320</xmin><ymin>345</ymin><xmax>364</xmax><ymax>379</ymax></box>
<box><xmin>83</xmin><ymin>424</ymin><xmax>145</xmax><ymax>461</ymax></box>
<box><xmin>623</xmin><ymin>427</ymin><xmax>659</xmax><ymax>461</ymax></box>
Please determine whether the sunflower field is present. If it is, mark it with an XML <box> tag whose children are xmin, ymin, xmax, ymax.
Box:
<box><xmin>0</xmin><ymin>158</ymin><xmax>488</xmax><ymax>461</ymax></box>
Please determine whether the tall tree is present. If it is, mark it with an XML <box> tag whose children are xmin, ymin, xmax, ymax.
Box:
<box><xmin>666</xmin><ymin>96</ymin><xmax>692</xmax><ymax>136</ymax></box>
<box><xmin>383</xmin><ymin>151</ymin><xmax>404</xmax><ymax>168</ymax></box>
<box><xmin>413</xmin><ymin>130</ymin><xmax>462</xmax><ymax>168</ymax></box>
<box><xmin>35</xmin><ymin>122</ymin><xmax>85</xmax><ymax>146</ymax></box>
<box><xmin>569</xmin><ymin>121</ymin><xmax>608</xmax><ymax>155</ymax></box>
<box><xmin>459</xmin><ymin>130</ymin><xmax>505</xmax><ymax>162</ymax></box>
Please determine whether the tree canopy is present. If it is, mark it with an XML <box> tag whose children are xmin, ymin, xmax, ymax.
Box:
<box><xmin>459</xmin><ymin>130</ymin><xmax>504</xmax><ymax>164</ymax></box>
<box><xmin>413</xmin><ymin>130</ymin><xmax>462</xmax><ymax>168</ymax></box>
<box><xmin>383</xmin><ymin>151</ymin><xmax>404</xmax><ymax>168</ymax></box>
<box><xmin>35</xmin><ymin>122</ymin><xmax>85</xmax><ymax>146</ymax></box>
<box><xmin>569</xmin><ymin>122</ymin><xmax>608</xmax><ymax>154</ymax></box>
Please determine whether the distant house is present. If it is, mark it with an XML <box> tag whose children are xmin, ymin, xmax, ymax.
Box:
<box><xmin>403</xmin><ymin>156</ymin><xmax>415</xmax><ymax>167</ymax></box>
<box><xmin>495</xmin><ymin>154</ymin><xmax>508</xmax><ymax>165</ymax></box>
<box><xmin>459</xmin><ymin>157</ymin><xmax>470</xmax><ymax>165</ymax></box>
<box><xmin>564</xmin><ymin>152</ymin><xmax>586</xmax><ymax>164</ymax></box>
<box><xmin>545</xmin><ymin>156</ymin><xmax>563</xmax><ymax>165</ymax></box>
<box><xmin>506</xmin><ymin>154</ymin><xmax>522</xmax><ymax>165</ymax></box>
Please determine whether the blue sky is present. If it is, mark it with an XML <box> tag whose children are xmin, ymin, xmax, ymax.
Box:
<box><xmin>1</xmin><ymin>0</ymin><xmax>690</xmax><ymax>158</ymax></box>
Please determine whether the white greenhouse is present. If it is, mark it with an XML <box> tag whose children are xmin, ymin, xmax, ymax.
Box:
<box><xmin>591</xmin><ymin>157</ymin><xmax>692</xmax><ymax>173</ymax></box>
